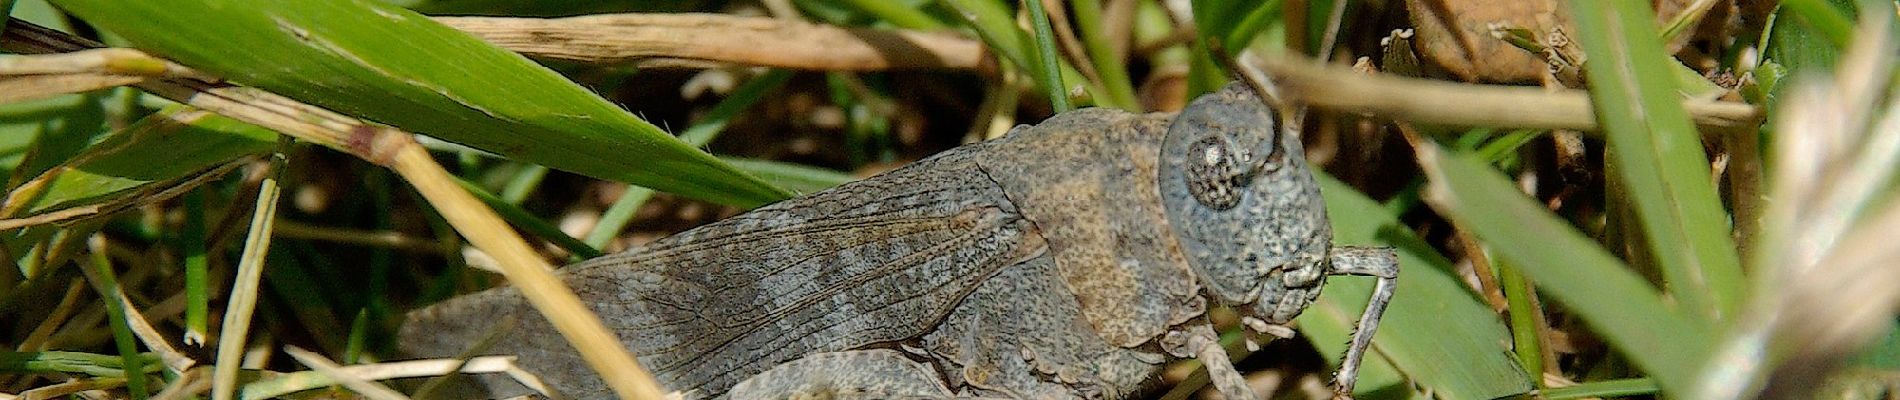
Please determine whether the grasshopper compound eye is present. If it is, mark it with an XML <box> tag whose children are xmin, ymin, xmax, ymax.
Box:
<box><xmin>1159</xmin><ymin>83</ymin><xmax>1328</xmax><ymax>308</ymax></box>
<box><xmin>1160</xmin><ymin>83</ymin><xmax>1400</xmax><ymax>399</ymax></box>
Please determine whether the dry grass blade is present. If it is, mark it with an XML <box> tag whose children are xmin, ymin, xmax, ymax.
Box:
<box><xmin>111</xmin><ymin>288</ymin><xmax>195</xmax><ymax>374</ymax></box>
<box><xmin>210</xmin><ymin>140</ymin><xmax>288</xmax><ymax>400</ymax></box>
<box><xmin>239</xmin><ymin>356</ymin><xmax>548</xmax><ymax>399</ymax></box>
<box><xmin>1</xmin><ymin>19</ymin><xmax>667</xmax><ymax>400</ymax></box>
<box><xmin>436</xmin><ymin>13</ymin><xmax>990</xmax><ymax>72</ymax></box>
<box><xmin>1246</xmin><ymin>56</ymin><xmax>1762</xmax><ymax>133</ymax></box>
<box><xmin>280</xmin><ymin>346</ymin><xmax>408</xmax><ymax>400</ymax></box>
<box><xmin>0</xmin><ymin>48</ymin><xmax>211</xmax><ymax>104</ymax></box>
<box><xmin>151</xmin><ymin>368</ymin><xmax>210</xmax><ymax>400</ymax></box>
<box><xmin>1698</xmin><ymin>14</ymin><xmax>1900</xmax><ymax>400</ymax></box>
<box><xmin>0</xmin><ymin>74</ymin><xmax>141</xmax><ymax>104</ymax></box>
<box><xmin>18</xmin><ymin>377</ymin><xmax>123</xmax><ymax>400</ymax></box>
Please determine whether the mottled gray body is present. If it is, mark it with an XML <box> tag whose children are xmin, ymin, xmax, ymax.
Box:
<box><xmin>401</xmin><ymin>83</ymin><xmax>1399</xmax><ymax>400</ymax></box>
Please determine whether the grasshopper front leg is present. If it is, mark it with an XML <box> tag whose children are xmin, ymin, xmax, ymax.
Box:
<box><xmin>1326</xmin><ymin>246</ymin><xmax>1400</xmax><ymax>399</ymax></box>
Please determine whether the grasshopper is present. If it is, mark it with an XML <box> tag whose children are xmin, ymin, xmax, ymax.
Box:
<box><xmin>402</xmin><ymin>82</ymin><xmax>1399</xmax><ymax>400</ymax></box>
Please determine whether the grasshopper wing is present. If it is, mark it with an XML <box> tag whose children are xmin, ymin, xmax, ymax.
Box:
<box><xmin>401</xmin><ymin>145</ymin><xmax>1046</xmax><ymax>400</ymax></box>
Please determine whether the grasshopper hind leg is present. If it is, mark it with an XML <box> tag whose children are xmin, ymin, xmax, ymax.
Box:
<box><xmin>1325</xmin><ymin>246</ymin><xmax>1400</xmax><ymax>399</ymax></box>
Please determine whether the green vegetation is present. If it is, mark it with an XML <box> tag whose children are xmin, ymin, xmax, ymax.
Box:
<box><xmin>2</xmin><ymin>0</ymin><xmax>1896</xmax><ymax>399</ymax></box>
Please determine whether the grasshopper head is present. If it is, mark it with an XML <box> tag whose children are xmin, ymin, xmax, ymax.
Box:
<box><xmin>1159</xmin><ymin>83</ymin><xmax>1331</xmax><ymax>326</ymax></box>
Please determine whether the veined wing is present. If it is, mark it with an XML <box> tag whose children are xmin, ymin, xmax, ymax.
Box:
<box><xmin>401</xmin><ymin>145</ymin><xmax>1046</xmax><ymax>399</ymax></box>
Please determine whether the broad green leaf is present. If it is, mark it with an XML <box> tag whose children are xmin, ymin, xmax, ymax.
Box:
<box><xmin>0</xmin><ymin>95</ymin><xmax>87</xmax><ymax>170</ymax></box>
<box><xmin>1297</xmin><ymin>174</ymin><xmax>1533</xmax><ymax>400</ymax></box>
<box><xmin>51</xmin><ymin>0</ymin><xmax>793</xmax><ymax>208</ymax></box>
<box><xmin>23</xmin><ymin>107</ymin><xmax>274</xmax><ymax>216</ymax></box>
<box><xmin>8</xmin><ymin>93</ymin><xmax>105</xmax><ymax>192</ymax></box>
<box><xmin>1568</xmin><ymin>0</ymin><xmax>1745</xmax><ymax>322</ymax></box>
<box><xmin>1766</xmin><ymin>0</ymin><xmax>1863</xmax><ymax>78</ymax></box>
<box><xmin>1417</xmin><ymin>143</ymin><xmax>1710</xmax><ymax>396</ymax></box>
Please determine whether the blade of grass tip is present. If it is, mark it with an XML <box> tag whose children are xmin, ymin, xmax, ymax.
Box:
<box><xmin>1780</xmin><ymin>0</ymin><xmax>1856</xmax><ymax>48</ymax></box>
<box><xmin>1071</xmin><ymin>0</ymin><xmax>1139</xmax><ymax>110</ymax></box>
<box><xmin>677</xmin><ymin>70</ymin><xmax>794</xmax><ymax>148</ymax></box>
<box><xmin>718</xmin><ymin>157</ymin><xmax>856</xmax><ymax>195</ymax></box>
<box><xmin>181</xmin><ymin>187</ymin><xmax>209</xmax><ymax>346</ymax></box>
<box><xmin>584</xmin><ymin>186</ymin><xmax>653</xmax><ymax>250</ymax></box>
<box><xmin>588</xmin><ymin>70</ymin><xmax>793</xmax><ymax>248</ymax></box>
<box><xmin>452</xmin><ymin>177</ymin><xmax>602</xmax><ymax>260</ymax></box>
<box><xmin>1568</xmin><ymin>0</ymin><xmax>1746</xmax><ymax>323</ymax></box>
<box><xmin>1221</xmin><ymin>0</ymin><xmax>1285</xmax><ymax>57</ymax></box>
<box><xmin>1497</xmin><ymin>259</ymin><xmax>1547</xmax><ymax>388</ymax></box>
<box><xmin>344</xmin><ymin>309</ymin><xmax>368</xmax><ymax>365</ymax></box>
<box><xmin>836</xmin><ymin>0</ymin><xmax>946</xmax><ymax>29</ymax></box>
<box><xmin>1415</xmin><ymin>143</ymin><xmax>1711</xmax><ymax>395</ymax></box>
<box><xmin>1022</xmin><ymin>0</ymin><xmax>1072</xmax><ymax>112</ymax></box>
<box><xmin>499</xmin><ymin>165</ymin><xmax>549</xmax><ymax>206</ymax></box>
<box><xmin>80</xmin><ymin>235</ymin><xmax>149</xmax><ymax>400</ymax></box>
<box><xmin>280</xmin><ymin>346</ymin><xmax>407</xmax><ymax>400</ymax></box>
<box><xmin>211</xmin><ymin>137</ymin><xmax>290</xmax><ymax>400</ymax></box>
<box><xmin>1542</xmin><ymin>378</ymin><xmax>1661</xmax><ymax>399</ymax></box>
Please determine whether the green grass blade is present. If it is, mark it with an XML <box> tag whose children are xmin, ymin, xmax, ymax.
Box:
<box><xmin>719</xmin><ymin>157</ymin><xmax>855</xmax><ymax>195</ymax></box>
<box><xmin>181</xmin><ymin>187</ymin><xmax>210</xmax><ymax>346</ymax></box>
<box><xmin>1069</xmin><ymin>0</ymin><xmax>1139</xmax><ymax>110</ymax></box>
<box><xmin>1298</xmin><ymin>174</ymin><xmax>1533</xmax><ymax>400</ymax></box>
<box><xmin>938</xmin><ymin>0</ymin><xmax>1097</xmax><ymax>106</ymax></box>
<box><xmin>584</xmin><ymin>70</ymin><xmax>792</xmax><ymax>248</ymax></box>
<box><xmin>834</xmin><ymin>0</ymin><xmax>944</xmax><ymax>29</ymax></box>
<box><xmin>1417</xmin><ymin>144</ymin><xmax>1710</xmax><ymax>395</ymax></box>
<box><xmin>583</xmin><ymin>186</ymin><xmax>653</xmax><ymax>249</ymax></box>
<box><xmin>81</xmin><ymin>235</ymin><xmax>148</xmax><ymax>400</ymax></box>
<box><xmin>21</xmin><ymin>107</ymin><xmax>274</xmax><ymax>216</ymax></box>
<box><xmin>677</xmin><ymin>70</ymin><xmax>794</xmax><ymax>148</ymax></box>
<box><xmin>498</xmin><ymin>165</ymin><xmax>548</xmax><ymax>205</ymax></box>
<box><xmin>1021</xmin><ymin>0</ymin><xmax>1070</xmax><ymax>112</ymax></box>
<box><xmin>1567</xmin><ymin>0</ymin><xmax>1745</xmax><ymax>322</ymax></box>
<box><xmin>452</xmin><ymin>178</ymin><xmax>602</xmax><ymax>259</ymax></box>
<box><xmin>1</xmin><ymin>0</ymin><xmax>15</xmax><ymax>31</ymax></box>
<box><xmin>1781</xmin><ymin>0</ymin><xmax>1857</xmax><ymax>48</ymax></box>
<box><xmin>0</xmin><ymin>351</ymin><xmax>161</xmax><ymax>378</ymax></box>
<box><xmin>50</xmin><ymin>0</ymin><xmax>792</xmax><ymax>208</ymax></box>
<box><xmin>1497</xmin><ymin>259</ymin><xmax>1545</xmax><ymax>389</ymax></box>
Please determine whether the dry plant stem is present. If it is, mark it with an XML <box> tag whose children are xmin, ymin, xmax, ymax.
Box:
<box><xmin>0</xmin><ymin>48</ymin><xmax>212</xmax><ymax>104</ymax></box>
<box><xmin>14</xmin><ymin>280</ymin><xmax>84</xmax><ymax>352</ymax></box>
<box><xmin>241</xmin><ymin>356</ymin><xmax>547</xmax><ymax>399</ymax></box>
<box><xmin>388</xmin><ymin>142</ymin><xmax>666</xmax><ymax>400</ymax></box>
<box><xmin>151</xmin><ymin>369</ymin><xmax>210</xmax><ymax>400</ymax></box>
<box><xmin>18</xmin><ymin>377</ymin><xmax>123</xmax><ymax>400</ymax></box>
<box><xmin>0</xmin><ymin>48</ymin><xmax>203</xmax><ymax>78</ymax></box>
<box><xmin>1039</xmin><ymin>0</ymin><xmax>1101</xmax><ymax>82</ymax></box>
<box><xmin>1725</xmin><ymin>126</ymin><xmax>1764</xmax><ymax>267</ymax></box>
<box><xmin>282</xmin><ymin>346</ymin><xmax>408</xmax><ymax>400</ymax></box>
<box><xmin>211</xmin><ymin>140</ymin><xmax>287</xmax><ymax>400</ymax></box>
<box><xmin>436</xmin><ymin>13</ymin><xmax>991</xmax><ymax>73</ymax></box>
<box><xmin>2</xmin><ymin>19</ymin><xmax>667</xmax><ymax>400</ymax></box>
<box><xmin>113</xmin><ymin>291</ymin><xmax>196</xmax><ymax>373</ymax></box>
<box><xmin>1251</xmin><ymin>56</ymin><xmax>1763</xmax><ymax>133</ymax></box>
<box><xmin>273</xmin><ymin>219</ymin><xmax>450</xmax><ymax>254</ymax></box>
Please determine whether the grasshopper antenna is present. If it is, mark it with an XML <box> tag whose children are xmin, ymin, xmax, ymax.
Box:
<box><xmin>1325</xmin><ymin>246</ymin><xmax>1401</xmax><ymax>399</ymax></box>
